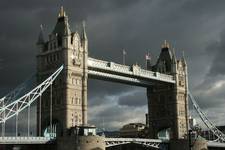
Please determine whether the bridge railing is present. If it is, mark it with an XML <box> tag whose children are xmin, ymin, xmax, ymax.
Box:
<box><xmin>88</xmin><ymin>57</ymin><xmax>175</xmax><ymax>83</ymax></box>
<box><xmin>0</xmin><ymin>137</ymin><xmax>51</xmax><ymax>140</ymax></box>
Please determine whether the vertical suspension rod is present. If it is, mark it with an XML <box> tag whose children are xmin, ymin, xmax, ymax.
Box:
<box><xmin>39</xmin><ymin>94</ymin><xmax>42</xmax><ymax>136</ymax></box>
<box><xmin>27</xmin><ymin>96</ymin><xmax>30</xmax><ymax>137</ymax></box>
<box><xmin>16</xmin><ymin>103</ymin><xmax>18</xmax><ymax>137</ymax></box>
<box><xmin>2</xmin><ymin>100</ymin><xmax>5</xmax><ymax>137</ymax></box>
<box><xmin>50</xmin><ymin>83</ymin><xmax>53</xmax><ymax>136</ymax></box>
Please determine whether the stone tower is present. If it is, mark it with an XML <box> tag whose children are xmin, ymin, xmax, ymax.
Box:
<box><xmin>36</xmin><ymin>7</ymin><xmax>88</xmax><ymax>136</ymax></box>
<box><xmin>147</xmin><ymin>41</ymin><xmax>188</xmax><ymax>140</ymax></box>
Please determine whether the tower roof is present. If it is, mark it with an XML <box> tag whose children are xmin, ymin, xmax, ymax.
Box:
<box><xmin>161</xmin><ymin>40</ymin><xmax>170</xmax><ymax>49</ymax></box>
<box><xmin>159</xmin><ymin>40</ymin><xmax>172</xmax><ymax>59</ymax></box>
<box><xmin>52</xmin><ymin>6</ymin><xmax>71</xmax><ymax>36</ymax></box>
<box><xmin>58</xmin><ymin>6</ymin><xmax>66</xmax><ymax>18</ymax></box>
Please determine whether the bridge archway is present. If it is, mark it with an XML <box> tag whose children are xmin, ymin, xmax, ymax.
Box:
<box><xmin>88</xmin><ymin>79</ymin><xmax>148</xmax><ymax>132</ymax></box>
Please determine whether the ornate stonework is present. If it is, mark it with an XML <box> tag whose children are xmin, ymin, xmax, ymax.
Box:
<box><xmin>36</xmin><ymin>7</ymin><xmax>88</xmax><ymax>136</ymax></box>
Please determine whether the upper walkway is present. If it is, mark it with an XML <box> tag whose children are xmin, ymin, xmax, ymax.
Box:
<box><xmin>88</xmin><ymin>57</ymin><xmax>175</xmax><ymax>87</ymax></box>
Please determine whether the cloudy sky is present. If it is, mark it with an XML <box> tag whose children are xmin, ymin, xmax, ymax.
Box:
<box><xmin>1</xmin><ymin>0</ymin><xmax>225</xmax><ymax>133</ymax></box>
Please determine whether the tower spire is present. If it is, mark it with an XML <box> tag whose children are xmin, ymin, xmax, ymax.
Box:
<box><xmin>63</xmin><ymin>17</ymin><xmax>71</xmax><ymax>36</ymax></box>
<box><xmin>37</xmin><ymin>24</ymin><xmax>45</xmax><ymax>45</ymax></box>
<box><xmin>172</xmin><ymin>48</ymin><xmax>177</xmax><ymax>63</ymax></box>
<box><xmin>53</xmin><ymin>6</ymin><xmax>71</xmax><ymax>36</ymax></box>
<box><xmin>161</xmin><ymin>40</ymin><xmax>170</xmax><ymax>49</ymax></box>
<box><xmin>81</xmin><ymin>21</ymin><xmax>87</xmax><ymax>40</ymax></box>
<box><xmin>181</xmin><ymin>51</ymin><xmax>187</xmax><ymax>65</ymax></box>
<box><xmin>58</xmin><ymin>6</ymin><xmax>66</xmax><ymax>18</ymax></box>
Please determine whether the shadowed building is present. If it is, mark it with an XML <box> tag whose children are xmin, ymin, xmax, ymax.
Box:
<box><xmin>120</xmin><ymin>123</ymin><xmax>146</xmax><ymax>138</ymax></box>
<box><xmin>147</xmin><ymin>41</ymin><xmax>189</xmax><ymax>140</ymax></box>
<box><xmin>36</xmin><ymin>7</ymin><xmax>88</xmax><ymax>136</ymax></box>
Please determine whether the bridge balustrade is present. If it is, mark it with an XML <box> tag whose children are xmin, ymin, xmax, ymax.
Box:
<box><xmin>111</xmin><ymin>63</ymin><xmax>131</xmax><ymax>73</ymax></box>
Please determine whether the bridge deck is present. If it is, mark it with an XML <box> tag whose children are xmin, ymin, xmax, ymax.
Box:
<box><xmin>0</xmin><ymin>137</ymin><xmax>54</xmax><ymax>144</ymax></box>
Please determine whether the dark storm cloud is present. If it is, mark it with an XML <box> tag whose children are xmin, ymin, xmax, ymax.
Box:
<box><xmin>206</xmin><ymin>30</ymin><xmax>225</xmax><ymax>77</ymax></box>
<box><xmin>2</xmin><ymin>0</ymin><xmax>225</xmax><ymax>131</ymax></box>
<box><xmin>87</xmin><ymin>79</ymin><xmax>136</xmax><ymax>105</ymax></box>
<box><xmin>118</xmin><ymin>90</ymin><xmax>147</xmax><ymax>107</ymax></box>
<box><xmin>192</xmin><ymin>28</ymin><xmax>225</xmax><ymax>110</ymax></box>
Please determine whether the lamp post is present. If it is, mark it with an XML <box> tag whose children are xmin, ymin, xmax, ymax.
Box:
<box><xmin>188</xmin><ymin>129</ymin><xmax>192</xmax><ymax>150</ymax></box>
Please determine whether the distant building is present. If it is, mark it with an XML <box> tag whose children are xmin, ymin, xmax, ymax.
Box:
<box><xmin>120</xmin><ymin>123</ymin><xmax>146</xmax><ymax>138</ymax></box>
<box><xmin>97</xmin><ymin>131</ymin><xmax>120</xmax><ymax>138</ymax></box>
<box><xmin>68</xmin><ymin>125</ymin><xmax>97</xmax><ymax>136</ymax></box>
<box><xmin>200</xmin><ymin>125</ymin><xmax>225</xmax><ymax>141</ymax></box>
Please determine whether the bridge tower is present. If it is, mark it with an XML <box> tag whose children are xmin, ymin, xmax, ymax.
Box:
<box><xmin>36</xmin><ymin>7</ymin><xmax>88</xmax><ymax>136</ymax></box>
<box><xmin>147</xmin><ymin>41</ymin><xmax>189</xmax><ymax>140</ymax></box>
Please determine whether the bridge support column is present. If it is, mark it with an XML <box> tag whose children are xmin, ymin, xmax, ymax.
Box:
<box><xmin>192</xmin><ymin>139</ymin><xmax>207</xmax><ymax>150</ymax></box>
<box><xmin>170</xmin><ymin>139</ymin><xmax>189</xmax><ymax>150</ymax></box>
<box><xmin>56</xmin><ymin>135</ymin><xmax>105</xmax><ymax>150</ymax></box>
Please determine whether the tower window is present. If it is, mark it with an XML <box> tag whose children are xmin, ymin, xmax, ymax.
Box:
<box><xmin>54</xmin><ymin>42</ymin><xmax>56</xmax><ymax>49</ymax></box>
<box><xmin>57</xmin><ymin>36</ymin><xmax>62</xmax><ymax>46</ymax></box>
<box><xmin>71</xmin><ymin>37</ymin><xmax>73</xmax><ymax>44</ymax></box>
<box><xmin>75</xmin><ymin>98</ymin><xmax>78</xmax><ymax>104</ymax></box>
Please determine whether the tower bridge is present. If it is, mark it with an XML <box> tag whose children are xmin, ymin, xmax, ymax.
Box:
<box><xmin>0</xmin><ymin>6</ymin><xmax>225</xmax><ymax>150</ymax></box>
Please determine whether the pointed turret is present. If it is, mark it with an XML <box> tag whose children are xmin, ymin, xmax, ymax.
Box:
<box><xmin>161</xmin><ymin>40</ymin><xmax>170</xmax><ymax>49</ymax></box>
<box><xmin>171</xmin><ymin>48</ymin><xmax>177</xmax><ymax>74</ymax></box>
<box><xmin>154</xmin><ymin>40</ymin><xmax>173</xmax><ymax>73</ymax></box>
<box><xmin>181</xmin><ymin>51</ymin><xmax>187</xmax><ymax>66</ymax></box>
<box><xmin>63</xmin><ymin>19</ymin><xmax>71</xmax><ymax>36</ymax></box>
<box><xmin>58</xmin><ymin>6</ymin><xmax>66</xmax><ymax>18</ymax></box>
<box><xmin>36</xmin><ymin>24</ymin><xmax>45</xmax><ymax>53</ymax></box>
<box><xmin>52</xmin><ymin>6</ymin><xmax>71</xmax><ymax>37</ymax></box>
<box><xmin>81</xmin><ymin>21</ymin><xmax>88</xmax><ymax>50</ymax></box>
<box><xmin>172</xmin><ymin>48</ymin><xmax>177</xmax><ymax>64</ymax></box>
<box><xmin>81</xmin><ymin>21</ymin><xmax>87</xmax><ymax>41</ymax></box>
<box><xmin>37</xmin><ymin>24</ymin><xmax>45</xmax><ymax>45</ymax></box>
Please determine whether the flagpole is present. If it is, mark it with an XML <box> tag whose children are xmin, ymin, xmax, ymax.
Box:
<box><xmin>123</xmin><ymin>49</ymin><xmax>126</xmax><ymax>65</ymax></box>
<box><xmin>145</xmin><ymin>52</ymin><xmax>151</xmax><ymax>70</ymax></box>
<box><xmin>123</xmin><ymin>54</ymin><xmax>125</xmax><ymax>65</ymax></box>
<box><xmin>145</xmin><ymin>56</ymin><xmax>147</xmax><ymax>69</ymax></box>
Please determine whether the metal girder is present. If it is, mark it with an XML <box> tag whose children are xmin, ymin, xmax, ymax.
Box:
<box><xmin>105</xmin><ymin>138</ymin><xmax>167</xmax><ymax>149</ymax></box>
<box><xmin>0</xmin><ymin>75</ymin><xmax>34</xmax><ymax>109</ymax></box>
<box><xmin>0</xmin><ymin>65</ymin><xmax>63</xmax><ymax>124</ymax></box>
<box><xmin>189</xmin><ymin>92</ymin><xmax>225</xmax><ymax>142</ymax></box>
